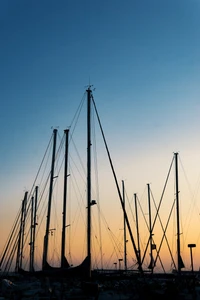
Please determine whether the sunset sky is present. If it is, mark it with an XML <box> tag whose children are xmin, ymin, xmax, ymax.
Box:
<box><xmin>1</xmin><ymin>0</ymin><xmax>200</xmax><ymax>272</ymax></box>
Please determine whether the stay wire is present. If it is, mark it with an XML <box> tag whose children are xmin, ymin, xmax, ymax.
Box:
<box><xmin>141</xmin><ymin>156</ymin><xmax>174</xmax><ymax>264</ymax></box>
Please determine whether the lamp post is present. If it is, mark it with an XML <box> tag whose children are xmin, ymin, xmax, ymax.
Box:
<box><xmin>118</xmin><ymin>258</ymin><xmax>123</xmax><ymax>271</ymax></box>
<box><xmin>188</xmin><ymin>244</ymin><xmax>196</xmax><ymax>273</ymax></box>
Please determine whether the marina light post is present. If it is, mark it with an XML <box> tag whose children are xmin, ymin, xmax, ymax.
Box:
<box><xmin>188</xmin><ymin>244</ymin><xmax>196</xmax><ymax>273</ymax></box>
<box><xmin>118</xmin><ymin>258</ymin><xmax>123</xmax><ymax>271</ymax></box>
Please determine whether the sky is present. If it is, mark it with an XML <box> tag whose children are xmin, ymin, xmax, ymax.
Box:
<box><xmin>1</xmin><ymin>0</ymin><xmax>200</xmax><ymax>272</ymax></box>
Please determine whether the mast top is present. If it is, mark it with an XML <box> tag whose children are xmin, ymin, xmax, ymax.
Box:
<box><xmin>85</xmin><ymin>84</ymin><xmax>96</xmax><ymax>93</ymax></box>
<box><xmin>85</xmin><ymin>84</ymin><xmax>93</xmax><ymax>91</ymax></box>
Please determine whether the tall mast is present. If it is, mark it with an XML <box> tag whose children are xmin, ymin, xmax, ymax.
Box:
<box><xmin>32</xmin><ymin>186</ymin><xmax>38</xmax><ymax>271</ymax></box>
<box><xmin>42</xmin><ymin>129</ymin><xmax>57</xmax><ymax>269</ymax></box>
<box><xmin>15</xmin><ymin>191</ymin><xmax>28</xmax><ymax>272</ymax></box>
<box><xmin>87</xmin><ymin>87</ymin><xmax>92</xmax><ymax>278</ymax></box>
<box><xmin>175</xmin><ymin>152</ymin><xmax>182</xmax><ymax>274</ymax></box>
<box><xmin>20</xmin><ymin>191</ymin><xmax>28</xmax><ymax>269</ymax></box>
<box><xmin>134</xmin><ymin>193</ymin><xmax>141</xmax><ymax>268</ymax></box>
<box><xmin>29</xmin><ymin>196</ymin><xmax>34</xmax><ymax>272</ymax></box>
<box><xmin>61</xmin><ymin>129</ymin><xmax>69</xmax><ymax>268</ymax></box>
<box><xmin>147</xmin><ymin>183</ymin><xmax>154</xmax><ymax>272</ymax></box>
<box><xmin>122</xmin><ymin>180</ymin><xmax>127</xmax><ymax>270</ymax></box>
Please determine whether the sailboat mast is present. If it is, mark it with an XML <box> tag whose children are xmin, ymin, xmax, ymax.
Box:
<box><xmin>175</xmin><ymin>152</ymin><xmax>181</xmax><ymax>274</ymax></box>
<box><xmin>15</xmin><ymin>191</ymin><xmax>28</xmax><ymax>272</ymax></box>
<box><xmin>29</xmin><ymin>196</ymin><xmax>34</xmax><ymax>271</ymax></box>
<box><xmin>42</xmin><ymin>128</ymin><xmax>57</xmax><ymax>269</ymax></box>
<box><xmin>147</xmin><ymin>183</ymin><xmax>154</xmax><ymax>272</ymax></box>
<box><xmin>61</xmin><ymin>129</ymin><xmax>69</xmax><ymax>268</ymax></box>
<box><xmin>32</xmin><ymin>186</ymin><xmax>38</xmax><ymax>271</ymax></box>
<box><xmin>134</xmin><ymin>193</ymin><xmax>141</xmax><ymax>268</ymax></box>
<box><xmin>20</xmin><ymin>191</ymin><xmax>28</xmax><ymax>269</ymax></box>
<box><xmin>122</xmin><ymin>180</ymin><xmax>127</xmax><ymax>270</ymax></box>
<box><xmin>87</xmin><ymin>87</ymin><xmax>92</xmax><ymax>278</ymax></box>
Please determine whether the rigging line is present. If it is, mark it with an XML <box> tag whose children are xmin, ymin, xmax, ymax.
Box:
<box><xmin>37</xmin><ymin>141</ymin><xmax>53</xmax><ymax>189</ymax></box>
<box><xmin>69</xmin><ymin>166</ymin><xmax>86</xmax><ymax>223</ymax></box>
<box><xmin>137</xmin><ymin>190</ymin><xmax>149</xmax><ymax>230</ymax></box>
<box><xmin>96</xmin><ymin>204</ymin><xmax>122</xmax><ymax>256</ymax></box>
<box><xmin>0</xmin><ymin>207</ymin><xmax>21</xmax><ymax>267</ymax></box>
<box><xmin>91</xmin><ymin>231</ymin><xmax>103</xmax><ymax>269</ymax></box>
<box><xmin>97</xmin><ymin>195</ymin><xmax>123</xmax><ymax>252</ymax></box>
<box><xmin>133</xmin><ymin>194</ymin><xmax>146</xmax><ymax>262</ymax></box>
<box><xmin>179</xmin><ymin>156</ymin><xmax>200</xmax><ymax>242</ymax></box>
<box><xmin>0</xmin><ymin>221</ymin><xmax>20</xmax><ymax>272</ymax></box>
<box><xmin>91</xmin><ymin>104</ymin><xmax>103</xmax><ymax>269</ymax></box>
<box><xmin>36</xmin><ymin>175</ymin><xmax>51</xmax><ymax>228</ymax></box>
<box><xmin>1</xmin><ymin>135</ymin><xmax>54</xmax><ymax>271</ymax></box>
<box><xmin>50</xmin><ymin>133</ymin><xmax>67</xmax><ymax>231</ymax></box>
<box><xmin>91</xmin><ymin>212</ymin><xmax>103</xmax><ymax>268</ymax></box>
<box><xmin>136</xmin><ymin>188</ymin><xmax>150</xmax><ymax>257</ymax></box>
<box><xmin>23</xmin><ymin>169</ymin><xmax>61</xmax><ymax>258</ymax></box>
<box><xmin>122</xmin><ymin>185</ymin><xmax>136</xmax><ymax>225</ymax></box>
<box><xmin>106</xmin><ymin>251</ymin><xmax>120</xmax><ymax>269</ymax></box>
<box><xmin>193</xmin><ymin>171</ymin><xmax>200</xmax><ymax>214</ymax></box>
<box><xmin>91</xmin><ymin>95</ymin><xmax>142</xmax><ymax>273</ymax></box>
<box><xmin>65</xmin><ymin>179</ymin><xmax>86</xmax><ymax>256</ymax></box>
<box><xmin>7</xmin><ymin>132</ymin><xmax>52</xmax><ymax>268</ymax></box>
<box><xmin>20</xmin><ymin>133</ymin><xmax>55</xmax><ymax>251</ymax></box>
<box><xmin>141</xmin><ymin>156</ymin><xmax>174</xmax><ymax>264</ymax></box>
<box><xmin>126</xmin><ymin>190</ymin><xmax>136</xmax><ymax>225</ymax></box>
<box><xmin>36</xmin><ymin>134</ymin><xmax>65</xmax><ymax>228</ymax></box>
<box><xmin>24</xmin><ymin>135</ymin><xmax>65</xmax><ymax>255</ymax></box>
<box><xmin>150</xmin><ymin>189</ymin><xmax>176</xmax><ymax>270</ymax></box>
<box><xmin>179</xmin><ymin>156</ymin><xmax>195</xmax><ymax>198</ymax></box>
<box><xmin>70</xmin><ymin>136</ymin><xmax>87</xmax><ymax>178</ymax></box>
<box><xmin>134</xmin><ymin>194</ymin><xmax>149</xmax><ymax>264</ymax></box>
<box><xmin>107</xmin><ymin>228</ymin><xmax>123</xmax><ymax>258</ymax></box>
<box><xmin>55</xmin><ymin>131</ymin><xmax>65</xmax><ymax>165</ymax></box>
<box><xmin>68</xmin><ymin>92</ymin><xmax>86</xmax><ymax>142</ymax></box>
<box><xmin>171</xmin><ymin>196</ymin><xmax>176</xmax><ymax>265</ymax></box>
<box><xmin>147</xmin><ymin>188</ymin><xmax>166</xmax><ymax>273</ymax></box>
<box><xmin>152</xmin><ymin>155</ymin><xmax>174</xmax><ymax>232</ymax></box>
<box><xmin>25</xmin><ymin>132</ymin><xmax>54</xmax><ymax>214</ymax></box>
<box><xmin>3</xmin><ymin>229</ymin><xmax>19</xmax><ymax>273</ymax></box>
<box><xmin>154</xmin><ymin>199</ymin><xmax>177</xmax><ymax>271</ymax></box>
<box><xmin>121</xmin><ymin>184</ymin><xmax>142</xmax><ymax>267</ymax></box>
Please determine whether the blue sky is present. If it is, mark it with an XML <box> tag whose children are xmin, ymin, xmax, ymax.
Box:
<box><xmin>1</xmin><ymin>0</ymin><xmax>200</xmax><ymax>269</ymax></box>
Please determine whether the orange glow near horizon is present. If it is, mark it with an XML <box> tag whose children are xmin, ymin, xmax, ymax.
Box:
<box><xmin>1</xmin><ymin>129</ymin><xmax>200</xmax><ymax>274</ymax></box>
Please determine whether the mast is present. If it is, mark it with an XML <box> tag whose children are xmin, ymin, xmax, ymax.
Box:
<box><xmin>122</xmin><ymin>180</ymin><xmax>127</xmax><ymax>270</ymax></box>
<box><xmin>32</xmin><ymin>186</ymin><xmax>38</xmax><ymax>271</ymax></box>
<box><xmin>29</xmin><ymin>196</ymin><xmax>34</xmax><ymax>272</ymax></box>
<box><xmin>42</xmin><ymin>129</ymin><xmax>57</xmax><ymax>270</ymax></box>
<box><xmin>134</xmin><ymin>193</ymin><xmax>141</xmax><ymax>268</ymax></box>
<box><xmin>20</xmin><ymin>191</ymin><xmax>28</xmax><ymax>269</ymax></box>
<box><xmin>15</xmin><ymin>199</ymin><xmax>23</xmax><ymax>272</ymax></box>
<box><xmin>61</xmin><ymin>129</ymin><xmax>69</xmax><ymax>268</ymax></box>
<box><xmin>87</xmin><ymin>87</ymin><xmax>92</xmax><ymax>278</ymax></box>
<box><xmin>147</xmin><ymin>183</ymin><xmax>154</xmax><ymax>272</ymax></box>
<box><xmin>174</xmin><ymin>152</ymin><xmax>182</xmax><ymax>274</ymax></box>
<box><xmin>15</xmin><ymin>191</ymin><xmax>28</xmax><ymax>272</ymax></box>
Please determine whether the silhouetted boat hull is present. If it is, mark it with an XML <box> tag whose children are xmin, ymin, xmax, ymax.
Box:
<box><xmin>18</xmin><ymin>256</ymin><xmax>89</xmax><ymax>278</ymax></box>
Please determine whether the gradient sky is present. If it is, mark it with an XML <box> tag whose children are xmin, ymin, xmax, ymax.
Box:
<box><xmin>1</xmin><ymin>0</ymin><xmax>200</xmax><ymax>271</ymax></box>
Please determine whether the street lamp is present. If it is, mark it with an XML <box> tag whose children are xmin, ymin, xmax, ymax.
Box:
<box><xmin>118</xmin><ymin>258</ymin><xmax>123</xmax><ymax>270</ymax></box>
<box><xmin>188</xmin><ymin>244</ymin><xmax>196</xmax><ymax>273</ymax></box>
